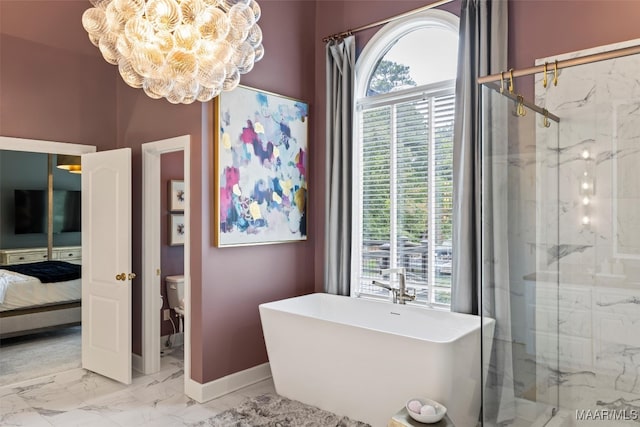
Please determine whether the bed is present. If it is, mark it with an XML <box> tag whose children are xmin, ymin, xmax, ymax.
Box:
<box><xmin>0</xmin><ymin>261</ymin><xmax>81</xmax><ymax>339</ymax></box>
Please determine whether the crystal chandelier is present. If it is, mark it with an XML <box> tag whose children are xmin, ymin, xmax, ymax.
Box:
<box><xmin>82</xmin><ymin>0</ymin><xmax>264</xmax><ymax>104</ymax></box>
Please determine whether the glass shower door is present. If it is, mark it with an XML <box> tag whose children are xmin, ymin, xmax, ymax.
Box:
<box><xmin>480</xmin><ymin>84</ymin><xmax>561</xmax><ymax>427</ymax></box>
<box><xmin>536</xmin><ymin>44</ymin><xmax>640</xmax><ymax>426</ymax></box>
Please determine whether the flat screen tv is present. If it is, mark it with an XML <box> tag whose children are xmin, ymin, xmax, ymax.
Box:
<box><xmin>14</xmin><ymin>190</ymin><xmax>46</xmax><ymax>234</ymax></box>
<box><xmin>14</xmin><ymin>189</ymin><xmax>81</xmax><ymax>234</ymax></box>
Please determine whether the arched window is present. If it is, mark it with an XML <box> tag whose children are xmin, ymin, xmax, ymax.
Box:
<box><xmin>352</xmin><ymin>10</ymin><xmax>459</xmax><ymax>307</ymax></box>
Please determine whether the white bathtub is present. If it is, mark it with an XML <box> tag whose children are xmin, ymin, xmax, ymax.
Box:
<box><xmin>259</xmin><ymin>293</ymin><xmax>494</xmax><ymax>427</ymax></box>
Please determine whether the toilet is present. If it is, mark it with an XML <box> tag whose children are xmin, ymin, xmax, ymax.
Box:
<box><xmin>166</xmin><ymin>275</ymin><xmax>185</xmax><ymax>317</ymax></box>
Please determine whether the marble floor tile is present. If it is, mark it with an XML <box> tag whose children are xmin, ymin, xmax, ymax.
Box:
<box><xmin>0</xmin><ymin>393</ymin><xmax>52</xmax><ymax>427</ymax></box>
<box><xmin>0</xmin><ymin>352</ymin><xmax>276</xmax><ymax>427</ymax></box>
<box><xmin>238</xmin><ymin>377</ymin><xmax>278</xmax><ymax>398</ymax></box>
<box><xmin>203</xmin><ymin>390</ymin><xmax>249</xmax><ymax>411</ymax></box>
<box><xmin>65</xmin><ymin>371</ymin><xmax>130</xmax><ymax>404</ymax></box>
<box><xmin>102</xmin><ymin>403</ymin><xmax>166</xmax><ymax>427</ymax></box>
<box><xmin>170</xmin><ymin>403</ymin><xmax>222</xmax><ymax>425</ymax></box>
<box><xmin>46</xmin><ymin>408</ymin><xmax>123</xmax><ymax>427</ymax></box>
<box><xmin>1</xmin><ymin>409</ymin><xmax>53</xmax><ymax>427</ymax></box>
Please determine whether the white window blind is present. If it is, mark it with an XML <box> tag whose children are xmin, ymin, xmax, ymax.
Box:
<box><xmin>357</xmin><ymin>87</ymin><xmax>454</xmax><ymax>307</ymax></box>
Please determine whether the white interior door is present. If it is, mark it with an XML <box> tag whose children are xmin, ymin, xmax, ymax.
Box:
<box><xmin>81</xmin><ymin>148</ymin><xmax>132</xmax><ymax>384</ymax></box>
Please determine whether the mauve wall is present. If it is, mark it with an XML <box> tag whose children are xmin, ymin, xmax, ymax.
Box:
<box><xmin>509</xmin><ymin>0</ymin><xmax>640</xmax><ymax>100</ymax></box>
<box><xmin>0</xmin><ymin>2</ymin><xmax>116</xmax><ymax>146</ymax></box>
<box><xmin>192</xmin><ymin>0</ymin><xmax>317</xmax><ymax>384</ymax></box>
<box><xmin>3</xmin><ymin>0</ymin><xmax>640</xmax><ymax>387</ymax></box>
<box><xmin>116</xmin><ymin>1</ymin><xmax>317</xmax><ymax>382</ymax></box>
<box><xmin>115</xmin><ymin>80</ymin><xmax>202</xmax><ymax>355</ymax></box>
<box><xmin>0</xmin><ymin>0</ymin><xmax>314</xmax><ymax>374</ymax></box>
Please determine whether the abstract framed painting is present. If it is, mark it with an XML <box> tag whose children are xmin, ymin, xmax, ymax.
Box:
<box><xmin>214</xmin><ymin>85</ymin><xmax>309</xmax><ymax>247</ymax></box>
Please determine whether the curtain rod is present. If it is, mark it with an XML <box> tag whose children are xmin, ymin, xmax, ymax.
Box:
<box><xmin>322</xmin><ymin>0</ymin><xmax>455</xmax><ymax>43</ymax></box>
<box><xmin>477</xmin><ymin>44</ymin><xmax>640</xmax><ymax>84</ymax></box>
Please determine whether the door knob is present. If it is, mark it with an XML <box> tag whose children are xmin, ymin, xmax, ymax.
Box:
<box><xmin>115</xmin><ymin>273</ymin><xmax>126</xmax><ymax>281</ymax></box>
<box><xmin>128</xmin><ymin>273</ymin><xmax>137</xmax><ymax>280</ymax></box>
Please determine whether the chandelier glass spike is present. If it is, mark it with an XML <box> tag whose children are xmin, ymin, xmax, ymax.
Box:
<box><xmin>82</xmin><ymin>0</ymin><xmax>264</xmax><ymax>104</ymax></box>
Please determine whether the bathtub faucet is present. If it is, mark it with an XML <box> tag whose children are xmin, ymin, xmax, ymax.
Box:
<box><xmin>372</xmin><ymin>267</ymin><xmax>415</xmax><ymax>304</ymax></box>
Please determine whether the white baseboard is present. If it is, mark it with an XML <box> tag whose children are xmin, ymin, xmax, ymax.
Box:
<box><xmin>186</xmin><ymin>362</ymin><xmax>272</xmax><ymax>403</ymax></box>
<box><xmin>132</xmin><ymin>353</ymin><xmax>143</xmax><ymax>374</ymax></box>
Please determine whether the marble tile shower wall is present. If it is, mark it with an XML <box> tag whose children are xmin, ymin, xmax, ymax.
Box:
<box><xmin>533</xmin><ymin>39</ymin><xmax>640</xmax><ymax>421</ymax></box>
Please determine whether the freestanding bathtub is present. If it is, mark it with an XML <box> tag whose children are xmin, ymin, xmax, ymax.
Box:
<box><xmin>259</xmin><ymin>293</ymin><xmax>494</xmax><ymax>427</ymax></box>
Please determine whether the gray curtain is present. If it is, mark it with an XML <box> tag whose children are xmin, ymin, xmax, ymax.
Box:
<box><xmin>452</xmin><ymin>0</ymin><xmax>508</xmax><ymax>314</ymax></box>
<box><xmin>324</xmin><ymin>36</ymin><xmax>355</xmax><ymax>296</ymax></box>
<box><xmin>452</xmin><ymin>0</ymin><xmax>515</xmax><ymax>425</ymax></box>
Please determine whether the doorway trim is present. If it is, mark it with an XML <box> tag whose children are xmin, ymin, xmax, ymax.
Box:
<box><xmin>0</xmin><ymin>136</ymin><xmax>96</xmax><ymax>155</ymax></box>
<box><xmin>0</xmin><ymin>135</ymin><xmax>96</xmax><ymax>378</ymax></box>
<box><xmin>141</xmin><ymin>135</ymin><xmax>191</xmax><ymax>388</ymax></box>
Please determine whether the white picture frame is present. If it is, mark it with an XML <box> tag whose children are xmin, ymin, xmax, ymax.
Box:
<box><xmin>169</xmin><ymin>180</ymin><xmax>185</xmax><ymax>212</ymax></box>
<box><xmin>169</xmin><ymin>214</ymin><xmax>185</xmax><ymax>246</ymax></box>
